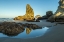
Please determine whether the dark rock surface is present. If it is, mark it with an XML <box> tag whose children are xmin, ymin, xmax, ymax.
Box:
<box><xmin>22</xmin><ymin>23</ymin><xmax>42</xmax><ymax>30</ymax></box>
<box><xmin>36</xmin><ymin>11</ymin><xmax>53</xmax><ymax>20</ymax></box>
<box><xmin>46</xmin><ymin>11</ymin><xmax>53</xmax><ymax>17</ymax></box>
<box><xmin>0</xmin><ymin>22</ymin><xmax>25</xmax><ymax>36</ymax></box>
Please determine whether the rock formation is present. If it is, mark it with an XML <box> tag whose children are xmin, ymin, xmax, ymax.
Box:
<box><xmin>36</xmin><ymin>11</ymin><xmax>53</xmax><ymax>20</ymax></box>
<box><xmin>14</xmin><ymin>16</ymin><xmax>24</xmax><ymax>20</ymax></box>
<box><xmin>25</xmin><ymin>4</ymin><xmax>34</xmax><ymax>20</ymax></box>
<box><xmin>48</xmin><ymin>0</ymin><xmax>64</xmax><ymax>22</ymax></box>
<box><xmin>14</xmin><ymin>4</ymin><xmax>34</xmax><ymax>21</ymax></box>
<box><xmin>0</xmin><ymin>22</ymin><xmax>42</xmax><ymax>36</ymax></box>
<box><xmin>0</xmin><ymin>22</ymin><xmax>25</xmax><ymax>36</ymax></box>
<box><xmin>46</xmin><ymin>11</ymin><xmax>53</xmax><ymax>17</ymax></box>
<box><xmin>35</xmin><ymin>15</ymin><xmax>41</xmax><ymax>19</ymax></box>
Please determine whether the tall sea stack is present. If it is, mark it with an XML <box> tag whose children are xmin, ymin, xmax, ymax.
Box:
<box><xmin>48</xmin><ymin>0</ymin><xmax>64</xmax><ymax>22</ymax></box>
<box><xmin>25</xmin><ymin>4</ymin><xmax>34</xmax><ymax>20</ymax></box>
<box><xmin>14</xmin><ymin>4</ymin><xmax>34</xmax><ymax>21</ymax></box>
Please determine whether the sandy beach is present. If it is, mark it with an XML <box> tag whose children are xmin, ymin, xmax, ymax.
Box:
<box><xmin>0</xmin><ymin>21</ymin><xmax>64</xmax><ymax>42</ymax></box>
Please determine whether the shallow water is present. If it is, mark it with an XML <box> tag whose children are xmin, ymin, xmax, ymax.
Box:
<box><xmin>0</xmin><ymin>18</ymin><xmax>55</xmax><ymax>39</ymax></box>
<box><xmin>0</xmin><ymin>27</ymin><xmax>49</xmax><ymax>39</ymax></box>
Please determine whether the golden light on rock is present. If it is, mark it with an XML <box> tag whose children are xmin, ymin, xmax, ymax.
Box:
<box><xmin>26</xmin><ymin>28</ymin><xmax>32</xmax><ymax>34</ymax></box>
<box><xmin>62</xmin><ymin>1</ymin><xmax>64</xmax><ymax>4</ymax></box>
<box><xmin>60</xmin><ymin>6</ymin><xmax>64</xmax><ymax>8</ymax></box>
<box><xmin>55</xmin><ymin>12</ymin><xmax>62</xmax><ymax>17</ymax></box>
<box><xmin>48</xmin><ymin>0</ymin><xmax>64</xmax><ymax>21</ymax></box>
<box><xmin>14</xmin><ymin>4</ymin><xmax>34</xmax><ymax>21</ymax></box>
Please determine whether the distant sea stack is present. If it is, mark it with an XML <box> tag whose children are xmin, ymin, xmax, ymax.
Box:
<box><xmin>48</xmin><ymin>0</ymin><xmax>64</xmax><ymax>22</ymax></box>
<box><xmin>14</xmin><ymin>4</ymin><xmax>34</xmax><ymax>21</ymax></box>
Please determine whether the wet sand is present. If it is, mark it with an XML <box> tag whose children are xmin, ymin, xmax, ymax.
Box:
<box><xmin>0</xmin><ymin>21</ymin><xmax>64</xmax><ymax>42</ymax></box>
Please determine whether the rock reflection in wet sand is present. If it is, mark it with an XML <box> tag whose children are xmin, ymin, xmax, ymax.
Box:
<box><xmin>0</xmin><ymin>22</ymin><xmax>49</xmax><ymax>38</ymax></box>
<box><xmin>26</xmin><ymin>28</ymin><xmax>32</xmax><ymax>34</ymax></box>
<box><xmin>0</xmin><ymin>27</ymin><xmax>49</xmax><ymax>39</ymax></box>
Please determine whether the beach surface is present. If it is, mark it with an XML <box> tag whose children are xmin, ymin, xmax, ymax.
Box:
<box><xmin>0</xmin><ymin>21</ymin><xmax>64</xmax><ymax>42</ymax></box>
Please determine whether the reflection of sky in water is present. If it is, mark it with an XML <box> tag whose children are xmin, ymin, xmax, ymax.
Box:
<box><xmin>0</xmin><ymin>27</ymin><xmax>49</xmax><ymax>39</ymax></box>
<box><xmin>0</xmin><ymin>33</ymin><xmax>8</xmax><ymax>37</ymax></box>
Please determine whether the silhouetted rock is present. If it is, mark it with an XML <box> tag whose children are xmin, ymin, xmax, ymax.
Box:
<box><xmin>46</xmin><ymin>11</ymin><xmax>53</xmax><ymax>17</ymax></box>
<box><xmin>36</xmin><ymin>11</ymin><xmax>53</xmax><ymax>20</ymax></box>
<box><xmin>42</xmin><ymin>11</ymin><xmax>53</xmax><ymax>19</ymax></box>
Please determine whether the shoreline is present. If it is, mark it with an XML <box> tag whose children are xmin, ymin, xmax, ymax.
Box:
<box><xmin>0</xmin><ymin>24</ymin><xmax>64</xmax><ymax>42</ymax></box>
<box><xmin>0</xmin><ymin>20</ymin><xmax>63</xmax><ymax>42</ymax></box>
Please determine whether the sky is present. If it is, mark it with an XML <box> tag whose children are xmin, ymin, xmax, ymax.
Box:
<box><xmin>0</xmin><ymin>0</ymin><xmax>59</xmax><ymax>18</ymax></box>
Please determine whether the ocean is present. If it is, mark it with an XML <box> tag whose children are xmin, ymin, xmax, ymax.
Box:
<box><xmin>0</xmin><ymin>18</ymin><xmax>13</xmax><ymax>22</ymax></box>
